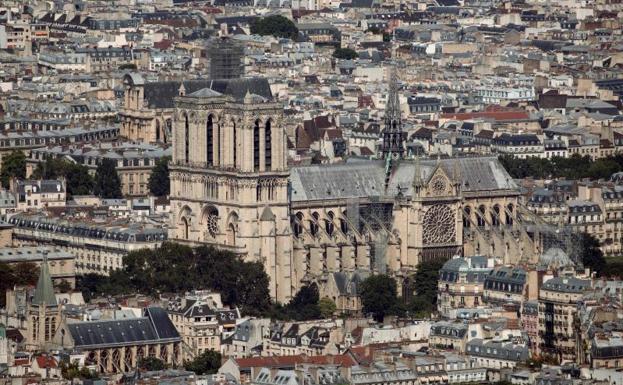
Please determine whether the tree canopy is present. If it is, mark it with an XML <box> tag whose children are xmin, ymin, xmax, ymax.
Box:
<box><xmin>184</xmin><ymin>350</ymin><xmax>221</xmax><ymax>375</ymax></box>
<box><xmin>148</xmin><ymin>157</ymin><xmax>170</xmax><ymax>197</ymax></box>
<box><xmin>332</xmin><ymin>48</ymin><xmax>358</xmax><ymax>60</ymax></box>
<box><xmin>139</xmin><ymin>357</ymin><xmax>166</xmax><ymax>371</ymax></box>
<box><xmin>0</xmin><ymin>151</ymin><xmax>26</xmax><ymax>188</ymax></box>
<box><xmin>77</xmin><ymin>242</ymin><xmax>272</xmax><ymax>314</ymax></box>
<box><xmin>579</xmin><ymin>233</ymin><xmax>606</xmax><ymax>276</ymax></box>
<box><xmin>94</xmin><ymin>158</ymin><xmax>122</xmax><ymax>198</ymax></box>
<box><xmin>0</xmin><ymin>262</ymin><xmax>39</xmax><ymax>307</ymax></box>
<box><xmin>318</xmin><ymin>297</ymin><xmax>337</xmax><ymax>318</ymax></box>
<box><xmin>250</xmin><ymin>15</ymin><xmax>298</xmax><ymax>39</ymax></box>
<box><xmin>360</xmin><ymin>274</ymin><xmax>399</xmax><ymax>322</ymax></box>
<box><xmin>32</xmin><ymin>157</ymin><xmax>94</xmax><ymax>197</ymax></box>
<box><xmin>404</xmin><ymin>259</ymin><xmax>446</xmax><ymax>318</ymax></box>
<box><xmin>59</xmin><ymin>359</ymin><xmax>97</xmax><ymax>380</ymax></box>
<box><xmin>499</xmin><ymin>154</ymin><xmax>623</xmax><ymax>180</ymax></box>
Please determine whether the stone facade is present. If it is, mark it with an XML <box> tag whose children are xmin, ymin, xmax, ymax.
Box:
<box><xmin>168</xmin><ymin>78</ymin><xmax>537</xmax><ymax>303</ymax></box>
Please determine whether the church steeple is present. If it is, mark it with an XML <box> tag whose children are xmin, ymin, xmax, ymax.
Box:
<box><xmin>32</xmin><ymin>252</ymin><xmax>57</xmax><ymax>307</ymax></box>
<box><xmin>381</xmin><ymin>65</ymin><xmax>405</xmax><ymax>160</ymax></box>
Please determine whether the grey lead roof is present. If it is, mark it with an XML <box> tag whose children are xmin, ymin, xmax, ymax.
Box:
<box><xmin>289</xmin><ymin>157</ymin><xmax>518</xmax><ymax>202</ymax></box>
<box><xmin>143</xmin><ymin>77</ymin><xmax>273</xmax><ymax>109</ymax></box>
<box><xmin>67</xmin><ymin>307</ymin><xmax>180</xmax><ymax>348</ymax></box>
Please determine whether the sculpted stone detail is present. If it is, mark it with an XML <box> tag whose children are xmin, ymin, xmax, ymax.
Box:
<box><xmin>422</xmin><ymin>204</ymin><xmax>456</xmax><ymax>245</ymax></box>
<box><xmin>430</xmin><ymin>174</ymin><xmax>448</xmax><ymax>196</ymax></box>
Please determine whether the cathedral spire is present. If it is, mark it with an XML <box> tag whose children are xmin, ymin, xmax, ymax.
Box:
<box><xmin>32</xmin><ymin>251</ymin><xmax>57</xmax><ymax>307</ymax></box>
<box><xmin>381</xmin><ymin>64</ymin><xmax>405</xmax><ymax>160</ymax></box>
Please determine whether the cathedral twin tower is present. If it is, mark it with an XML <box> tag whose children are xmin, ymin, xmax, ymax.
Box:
<box><xmin>169</xmin><ymin>79</ymin><xmax>293</xmax><ymax>301</ymax></box>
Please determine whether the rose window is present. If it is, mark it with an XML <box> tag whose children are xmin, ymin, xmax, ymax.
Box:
<box><xmin>207</xmin><ymin>213</ymin><xmax>219</xmax><ymax>238</ymax></box>
<box><xmin>430</xmin><ymin>175</ymin><xmax>448</xmax><ymax>195</ymax></box>
<box><xmin>422</xmin><ymin>204</ymin><xmax>456</xmax><ymax>245</ymax></box>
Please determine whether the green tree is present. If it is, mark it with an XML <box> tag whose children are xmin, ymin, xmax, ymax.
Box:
<box><xmin>284</xmin><ymin>283</ymin><xmax>321</xmax><ymax>320</ymax></box>
<box><xmin>94</xmin><ymin>158</ymin><xmax>122</xmax><ymax>198</ymax></box>
<box><xmin>76</xmin><ymin>243</ymin><xmax>274</xmax><ymax>315</ymax></box>
<box><xmin>31</xmin><ymin>157</ymin><xmax>66</xmax><ymax>180</ymax></box>
<box><xmin>30</xmin><ymin>157</ymin><xmax>93</xmax><ymax>197</ymax></box>
<box><xmin>404</xmin><ymin>259</ymin><xmax>446</xmax><ymax>318</ymax></box>
<box><xmin>148</xmin><ymin>157</ymin><xmax>170</xmax><ymax>197</ymax></box>
<box><xmin>0</xmin><ymin>263</ymin><xmax>16</xmax><ymax>307</ymax></box>
<box><xmin>13</xmin><ymin>262</ymin><xmax>39</xmax><ymax>286</ymax></box>
<box><xmin>55</xmin><ymin>280</ymin><xmax>72</xmax><ymax>293</ymax></box>
<box><xmin>250</xmin><ymin>15</ymin><xmax>298</xmax><ymax>39</ymax></box>
<box><xmin>360</xmin><ymin>275</ymin><xmax>398</xmax><ymax>322</ymax></box>
<box><xmin>60</xmin><ymin>359</ymin><xmax>97</xmax><ymax>380</ymax></box>
<box><xmin>119</xmin><ymin>63</ymin><xmax>137</xmax><ymax>70</ymax></box>
<box><xmin>138</xmin><ymin>357</ymin><xmax>166</xmax><ymax>371</ymax></box>
<box><xmin>184</xmin><ymin>350</ymin><xmax>221</xmax><ymax>375</ymax></box>
<box><xmin>65</xmin><ymin>164</ymin><xmax>94</xmax><ymax>196</ymax></box>
<box><xmin>0</xmin><ymin>151</ymin><xmax>26</xmax><ymax>188</ymax></box>
<box><xmin>579</xmin><ymin>233</ymin><xmax>606</xmax><ymax>276</ymax></box>
<box><xmin>318</xmin><ymin>297</ymin><xmax>337</xmax><ymax>318</ymax></box>
<box><xmin>332</xmin><ymin>48</ymin><xmax>358</xmax><ymax>60</ymax></box>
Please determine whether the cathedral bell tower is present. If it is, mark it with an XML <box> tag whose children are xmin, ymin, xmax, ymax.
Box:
<box><xmin>26</xmin><ymin>252</ymin><xmax>61</xmax><ymax>351</ymax></box>
<box><xmin>169</xmin><ymin>79</ymin><xmax>293</xmax><ymax>303</ymax></box>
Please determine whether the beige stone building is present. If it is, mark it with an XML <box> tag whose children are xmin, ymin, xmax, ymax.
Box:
<box><xmin>538</xmin><ymin>276</ymin><xmax>591</xmax><ymax>363</ymax></box>
<box><xmin>437</xmin><ymin>256</ymin><xmax>494</xmax><ymax>317</ymax></box>
<box><xmin>168</xmin><ymin>74</ymin><xmax>538</xmax><ymax>303</ymax></box>
<box><xmin>0</xmin><ymin>246</ymin><xmax>76</xmax><ymax>287</ymax></box>
<box><xmin>166</xmin><ymin>291</ymin><xmax>240</xmax><ymax>360</ymax></box>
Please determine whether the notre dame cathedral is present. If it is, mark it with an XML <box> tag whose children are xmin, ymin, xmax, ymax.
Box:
<box><xmin>168</xmin><ymin>72</ymin><xmax>537</xmax><ymax>304</ymax></box>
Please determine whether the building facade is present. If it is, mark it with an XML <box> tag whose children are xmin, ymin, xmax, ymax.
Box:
<box><xmin>169</xmin><ymin>75</ymin><xmax>536</xmax><ymax>303</ymax></box>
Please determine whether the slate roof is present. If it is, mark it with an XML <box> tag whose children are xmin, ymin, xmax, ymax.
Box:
<box><xmin>289</xmin><ymin>157</ymin><xmax>518</xmax><ymax>202</ymax></box>
<box><xmin>440</xmin><ymin>256</ymin><xmax>491</xmax><ymax>283</ymax></box>
<box><xmin>466</xmin><ymin>339</ymin><xmax>529</xmax><ymax>362</ymax></box>
<box><xmin>32</xmin><ymin>259</ymin><xmax>57</xmax><ymax>307</ymax></box>
<box><xmin>143</xmin><ymin>78</ymin><xmax>273</xmax><ymax>109</ymax></box>
<box><xmin>67</xmin><ymin>307</ymin><xmax>180</xmax><ymax>349</ymax></box>
<box><xmin>541</xmin><ymin>277</ymin><xmax>591</xmax><ymax>293</ymax></box>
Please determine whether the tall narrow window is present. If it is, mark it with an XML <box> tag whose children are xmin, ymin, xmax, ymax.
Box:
<box><xmin>253</xmin><ymin>120</ymin><xmax>260</xmax><ymax>171</ymax></box>
<box><xmin>184</xmin><ymin>114</ymin><xmax>189</xmax><ymax>163</ymax></box>
<box><xmin>216</xmin><ymin>123</ymin><xmax>220</xmax><ymax>166</ymax></box>
<box><xmin>207</xmin><ymin>115</ymin><xmax>213</xmax><ymax>166</ymax></box>
<box><xmin>265</xmin><ymin>120</ymin><xmax>272</xmax><ymax>171</ymax></box>
<box><xmin>233</xmin><ymin>122</ymin><xmax>237</xmax><ymax>168</ymax></box>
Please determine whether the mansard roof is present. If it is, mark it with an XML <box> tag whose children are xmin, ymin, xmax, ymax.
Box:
<box><xmin>289</xmin><ymin>157</ymin><xmax>518</xmax><ymax>202</ymax></box>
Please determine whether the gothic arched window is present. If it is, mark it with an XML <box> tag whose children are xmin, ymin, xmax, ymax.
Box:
<box><xmin>265</xmin><ymin>120</ymin><xmax>272</xmax><ymax>171</ymax></box>
<box><xmin>340</xmin><ymin>211</ymin><xmax>349</xmax><ymax>234</ymax></box>
<box><xmin>184</xmin><ymin>114</ymin><xmax>189</xmax><ymax>163</ymax></box>
<box><xmin>233</xmin><ymin>121</ymin><xmax>237</xmax><ymax>168</ymax></box>
<box><xmin>182</xmin><ymin>217</ymin><xmax>189</xmax><ymax>240</ymax></box>
<box><xmin>293</xmin><ymin>212</ymin><xmax>304</xmax><ymax>238</ymax></box>
<box><xmin>207</xmin><ymin>115</ymin><xmax>213</xmax><ymax>166</ymax></box>
<box><xmin>253</xmin><ymin>120</ymin><xmax>260</xmax><ymax>171</ymax></box>
<box><xmin>326</xmin><ymin>211</ymin><xmax>335</xmax><ymax>235</ymax></box>
<box><xmin>477</xmin><ymin>205</ymin><xmax>486</xmax><ymax>227</ymax></box>
<box><xmin>506</xmin><ymin>204</ymin><xmax>514</xmax><ymax>225</ymax></box>
<box><xmin>492</xmin><ymin>205</ymin><xmax>501</xmax><ymax>226</ymax></box>
<box><xmin>463</xmin><ymin>206</ymin><xmax>471</xmax><ymax>229</ymax></box>
<box><xmin>310</xmin><ymin>212</ymin><xmax>319</xmax><ymax>236</ymax></box>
